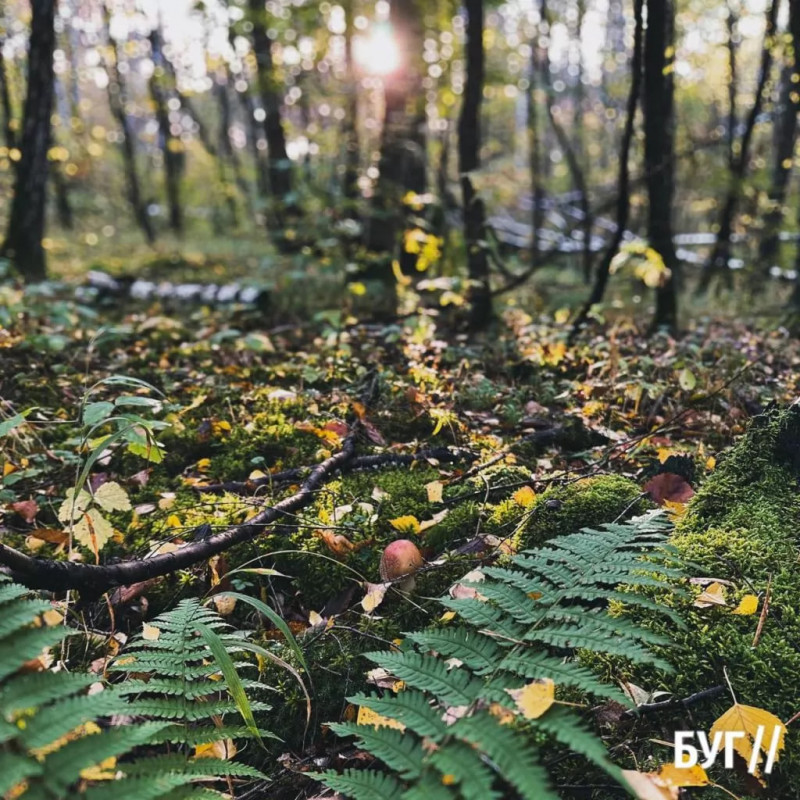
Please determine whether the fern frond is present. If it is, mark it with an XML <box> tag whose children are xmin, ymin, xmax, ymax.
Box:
<box><xmin>315</xmin><ymin>769</ymin><xmax>405</xmax><ymax>800</ymax></box>
<box><xmin>329</xmin><ymin>722</ymin><xmax>423</xmax><ymax>779</ymax></box>
<box><xmin>347</xmin><ymin>692</ymin><xmax>448</xmax><ymax>740</ymax></box>
<box><xmin>319</xmin><ymin>510</ymin><xmax>686</xmax><ymax>799</ymax></box>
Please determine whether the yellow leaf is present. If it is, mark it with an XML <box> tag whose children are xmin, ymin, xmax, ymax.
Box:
<box><xmin>93</xmin><ymin>481</ymin><xmax>131</xmax><ymax>513</ymax></box>
<box><xmin>439</xmin><ymin>611</ymin><xmax>457</xmax><ymax>623</ymax></box>
<box><xmin>710</xmin><ymin>702</ymin><xmax>786</xmax><ymax>781</ymax></box>
<box><xmin>212</xmin><ymin>594</ymin><xmax>237</xmax><ymax>616</ymax></box>
<box><xmin>506</xmin><ymin>678</ymin><xmax>555</xmax><ymax>719</ymax></box>
<box><xmin>349</xmin><ymin>281</ymin><xmax>367</xmax><ymax>296</ymax></box>
<box><xmin>308</xmin><ymin>610</ymin><xmax>324</xmax><ymax>627</ymax></box>
<box><xmin>166</xmin><ymin>514</ymin><xmax>182</xmax><ymax>529</ymax></box>
<box><xmin>42</xmin><ymin>609</ymin><xmax>64</xmax><ymax>627</ymax></box>
<box><xmin>197</xmin><ymin>458</ymin><xmax>211</xmax><ymax>472</ymax></box>
<box><xmin>663</xmin><ymin>500</ymin><xmax>687</xmax><ymax>521</ymax></box>
<box><xmin>512</xmin><ymin>486</ymin><xmax>536</xmax><ymax>508</ymax></box>
<box><xmin>142</xmin><ymin>624</ymin><xmax>161</xmax><ymax>641</ymax></box>
<box><xmin>426</xmin><ymin>480</ymin><xmax>444</xmax><ymax>503</ymax></box>
<box><xmin>622</xmin><ymin>769</ymin><xmax>678</xmax><ymax>800</ymax></box>
<box><xmin>657</xmin><ymin>448</ymin><xmax>672</xmax><ymax>464</ymax></box>
<box><xmin>732</xmin><ymin>594</ymin><xmax>759</xmax><ymax>616</ymax></box>
<box><xmin>57</xmin><ymin>488</ymin><xmax>92</xmax><ymax>523</ymax></box>
<box><xmin>194</xmin><ymin>739</ymin><xmax>237</xmax><ymax>760</ymax></box>
<box><xmin>389</xmin><ymin>515</ymin><xmax>421</xmax><ymax>535</ymax></box>
<box><xmin>488</xmin><ymin>702</ymin><xmax>516</xmax><ymax>725</ymax></box>
<box><xmin>441</xmin><ymin>774</ymin><xmax>457</xmax><ymax>786</ymax></box>
<box><xmin>706</xmin><ymin>456</ymin><xmax>716</xmax><ymax>470</ymax></box>
<box><xmin>693</xmin><ymin>581</ymin><xmax>727</xmax><ymax>608</ymax></box>
<box><xmin>361</xmin><ymin>582</ymin><xmax>388</xmax><ymax>614</ymax></box>
<box><xmin>80</xmin><ymin>756</ymin><xmax>117</xmax><ymax>780</ymax></box>
<box><xmin>3</xmin><ymin>462</ymin><xmax>17</xmax><ymax>476</ymax></box>
<box><xmin>357</xmin><ymin>705</ymin><xmax>406</xmax><ymax>731</ymax></box>
<box><xmin>656</xmin><ymin>763</ymin><xmax>709</xmax><ymax>788</ymax></box>
<box><xmin>73</xmin><ymin>509</ymin><xmax>115</xmax><ymax>555</ymax></box>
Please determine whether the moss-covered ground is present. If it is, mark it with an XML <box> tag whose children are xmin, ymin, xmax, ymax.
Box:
<box><xmin>3</xmin><ymin>275</ymin><xmax>800</xmax><ymax>797</ymax></box>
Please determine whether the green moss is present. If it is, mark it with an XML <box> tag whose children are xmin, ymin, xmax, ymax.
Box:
<box><xmin>516</xmin><ymin>474</ymin><xmax>648</xmax><ymax>550</ymax></box>
<box><xmin>618</xmin><ymin>407</ymin><xmax>800</xmax><ymax>795</ymax></box>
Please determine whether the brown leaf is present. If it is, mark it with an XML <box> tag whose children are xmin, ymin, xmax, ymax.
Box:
<box><xmin>643</xmin><ymin>472</ymin><xmax>694</xmax><ymax>506</ymax></box>
<box><xmin>10</xmin><ymin>499</ymin><xmax>39</xmax><ymax>524</ymax></box>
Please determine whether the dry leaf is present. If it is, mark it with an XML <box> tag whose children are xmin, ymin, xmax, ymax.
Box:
<box><xmin>710</xmin><ymin>702</ymin><xmax>786</xmax><ymax>782</ymax></box>
<box><xmin>212</xmin><ymin>594</ymin><xmax>237</xmax><ymax>615</ymax></box>
<box><xmin>512</xmin><ymin>486</ymin><xmax>536</xmax><ymax>508</ymax></box>
<box><xmin>10</xmin><ymin>499</ymin><xmax>38</xmax><ymax>524</ymax></box>
<box><xmin>362</xmin><ymin>582</ymin><xmax>389</xmax><ymax>614</ymax></box>
<box><xmin>80</xmin><ymin>756</ymin><xmax>117</xmax><ymax>781</ymax></box>
<box><xmin>656</xmin><ymin>764</ymin><xmax>710</xmax><ymax>788</ymax></box>
<box><xmin>506</xmin><ymin>678</ymin><xmax>555</xmax><ymax>719</ymax></box>
<box><xmin>142</xmin><ymin>624</ymin><xmax>161</xmax><ymax>641</ymax></box>
<box><xmin>732</xmin><ymin>594</ymin><xmax>759</xmax><ymax>616</ymax></box>
<box><xmin>357</xmin><ymin>705</ymin><xmax>405</xmax><ymax>731</ymax></box>
<box><xmin>426</xmin><ymin>480</ymin><xmax>444</xmax><ymax>503</ymax></box>
<box><xmin>643</xmin><ymin>473</ymin><xmax>694</xmax><ymax>506</ymax></box>
<box><xmin>693</xmin><ymin>581</ymin><xmax>727</xmax><ymax>608</ymax></box>
<box><xmin>195</xmin><ymin>739</ymin><xmax>237</xmax><ymax>760</ymax></box>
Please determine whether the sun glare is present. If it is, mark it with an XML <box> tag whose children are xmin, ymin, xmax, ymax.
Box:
<box><xmin>354</xmin><ymin>24</ymin><xmax>401</xmax><ymax>76</ymax></box>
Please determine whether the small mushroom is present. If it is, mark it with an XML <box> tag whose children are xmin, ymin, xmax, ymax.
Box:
<box><xmin>379</xmin><ymin>539</ymin><xmax>424</xmax><ymax>592</ymax></box>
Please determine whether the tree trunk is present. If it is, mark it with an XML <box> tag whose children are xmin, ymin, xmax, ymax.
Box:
<box><xmin>1</xmin><ymin>0</ymin><xmax>56</xmax><ymax>282</ymax></box>
<box><xmin>726</xmin><ymin>1</ymin><xmax>738</xmax><ymax>171</ymax></box>
<box><xmin>571</xmin><ymin>0</ymin><xmax>644</xmax><ymax>339</ymax></box>
<box><xmin>0</xmin><ymin>28</ymin><xmax>16</xmax><ymax>151</ymax></box>
<box><xmin>528</xmin><ymin>28</ymin><xmax>544</xmax><ymax>270</ymax></box>
<box><xmin>102</xmin><ymin>2</ymin><xmax>155</xmax><ymax>245</ymax></box>
<box><xmin>366</xmin><ymin>0</ymin><xmax>426</xmax><ymax>252</ymax></box>
<box><xmin>247</xmin><ymin>0</ymin><xmax>295</xmax><ymax>218</ymax></box>
<box><xmin>460</xmin><ymin>0</ymin><xmax>491</xmax><ymax>330</ymax></box>
<box><xmin>539</xmin><ymin>0</ymin><xmax>592</xmax><ymax>284</ymax></box>
<box><xmin>342</xmin><ymin>0</ymin><xmax>360</xmax><ymax>204</ymax></box>
<box><xmin>759</xmin><ymin>1</ymin><xmax>800</xmax><ymax>273</ymax></box>
<box><xmin>699</xmin><ymin>0</ymin><xmax>780</xmax><ymax>293</ymax></box>
<box><xmin>148</xmin><ymin>27</ymin><xmax>184</xmax><ymax>235</ymax></box>
<box><xmin>644</xmin><ymin>0</ymin><xmax>679</xmax><ymax>332</ymax></box>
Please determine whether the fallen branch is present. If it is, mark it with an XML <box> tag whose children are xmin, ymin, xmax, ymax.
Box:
<box><xmin>623</xmin><ymin>685</ymin><xmax>725</xmax><ymax>718</ymax></box>
<box><xmin>194</xmin><ymin>447</ymin><xmax>477</xmax><ymax>495</ymax></box>
<box><xmin>0</xmin><ymin>427</ymin><xmax>360</xmax><ymax>597</ymax></box>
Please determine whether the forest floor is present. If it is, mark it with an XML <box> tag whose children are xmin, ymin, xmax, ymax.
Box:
<box><xmin>2</xmin><ymin>264</ymin><xmax>800</xmax><ymax>797</ymax></box>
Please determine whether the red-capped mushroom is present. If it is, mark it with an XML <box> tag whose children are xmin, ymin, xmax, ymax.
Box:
<box><xmin>379</xmin><ymin>539</ymin><xmax>424</xmax><ymax>592</ymax></box>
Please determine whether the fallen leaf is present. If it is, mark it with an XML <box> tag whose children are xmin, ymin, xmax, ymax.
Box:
<box><xmin>357</xmin><ymin>705</ymin><xmax>405</xmax><ymax>731</ymax></box>
<box><xmin>643</xmin><ymin>473</ymin><xmax>694</xmax><ymax>506</ymax></box>
<box><xmin>693</xmin><ymin>581</ymin><xmax>727</xmax><ymax>608</ymax></box>
<box><xmin>195</xmin><ymin>739</ymin><xmax>237</xmax><ymax>760</ymax></box>
<box><xmin>506</xmin><ymin>678</ymin><xmax>555</xmax><ymax>719</ymax></box>
<box><xmin>710</xmin><ymin>702</ymin><xmax>786</xmax><ymax>782</ymax></box>
<box><xmin>426</xmin><ymin>480</ymin><xmax>444</xmax><ymax>503</ymax></box>
<box><xmin>732</xmin><ymin>594</ymin><xmax>759</xmax><ymax>616</ymax></box>
<box><xmin>142</xmin><ymin>624</ymin><xmax>161</xmax><ymax>641</ymax></box>
<box><xmin>656</xmin><ymin>763</ymin><xmax>710</xmax><ymax>788</ymax></box>
<box><xmin>389</xmin><ymin>515</ymin><xmax>421</xmax><ymax>535</ymax></box>
<box><xmin>10</xmin><ymin>499</ymin><xmax>38</xmax><ymax>523</ymax></box>
<box><xmin>512</xmin><ymin>486</ymin><xmax>536</xmax><ymax>507</ymax></box>
<box><xmin>362</xmin><ymin>582</ymin><xmax>389</xmax><ymax>613</ymax></box>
